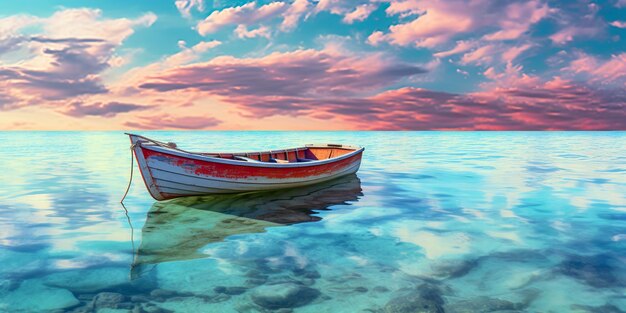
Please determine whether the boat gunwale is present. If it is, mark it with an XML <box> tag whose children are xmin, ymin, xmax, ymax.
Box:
<box><xmin>136</xmin><ymin>141</ymin><xmax>365</xmax><ymax>169</ymax></box>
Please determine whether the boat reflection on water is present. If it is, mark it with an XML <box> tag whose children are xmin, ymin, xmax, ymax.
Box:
<box><xmin>130</xmin><ymin>174</ymin><xmax>362</xmax><ymax>277</ymax></box>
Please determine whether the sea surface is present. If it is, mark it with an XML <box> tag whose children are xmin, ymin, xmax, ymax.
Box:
<box><xmin>1</xmin><ymin>131</ymin><xmax>626</xmax><ymax>313</ymax></box>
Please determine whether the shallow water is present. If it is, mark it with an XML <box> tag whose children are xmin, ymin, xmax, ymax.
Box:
<box><xmin>1</xmin><ymin>131</ymin><xmax>626</xmax><ymax>313</ymax></box>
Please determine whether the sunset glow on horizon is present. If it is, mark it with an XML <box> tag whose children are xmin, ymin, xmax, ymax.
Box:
<box><xmin>1</xmin><ymin>0</ymin><xmax>626</xmax><ymax>130</ymax></box>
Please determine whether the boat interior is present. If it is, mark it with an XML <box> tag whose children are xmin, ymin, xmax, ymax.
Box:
<box><xmin>201</xmin><ymin>145</ymin><xmax>358</xmax><ymax>164</ymax></box>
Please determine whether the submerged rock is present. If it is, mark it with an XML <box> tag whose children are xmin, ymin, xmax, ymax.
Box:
<box><xmin>557</xmin><ymin>254</ymin><xmax>625</xmax><ymax>288</ymax></box>
<box><xmin>570</xmin><ymin>304</ymin><xmax>626</xmax><ymax>313</ymax></box>
<box><xmin>139</xmin><ymin>304</ymin><xmax>175</xmax><ymax>313</ymax></box>
<box><xmin>251</xmin><ymin>282</ymin><xmax>320</xmax><ymax>309</ymax></box>
<box><xmin>66</xmin><ymin>306</ymin><xmax>92</xmax><ymax>313</ymax></box>
<box><xmin>91</xmin><ymin>292</ymin><xmax>125</xmax><ymax>309</ymax></box>
<box><xmin>444</xmin><ymin>296</ymin><xmax>521</xmax><ymax>313</ymax></box>
<box><xmin>214</xmin><ymin>286</ymin><xmax>248</xmax><ymax>295</ymax></box>
<box><xmin>292</xmin><ymin>268</ymin><xmax>321</xmax><ymax>279</ymax></box>
<box><xmin>383</xmin><ymin>284</ymin><xmax>445</xmax><ymax>313</ymax></box>
<box><xmin>430</xmin><ymin>259</ymin><xmax>479</xmax><ymax>279</ymax></box>
<box><xmin>131</xmin><ymin>295</ymin><xmax>151</xmax><ymax>303</ymax></box>
<box><xmin>43</xmin><ymin>267</ymin><xmax>129</xmax><ymax>293</ymax></box>
<box><xmin>0</xmin><ymin>280</ymin><xmax>80</xmax><ymax>312</ymax></box>
<box><xmin>150</xmin><ymin>289</ymin><xmax>177</xmax><ymax>298</ymax></box>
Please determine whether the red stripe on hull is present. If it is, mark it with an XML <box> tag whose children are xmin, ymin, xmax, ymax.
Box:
<box><xmin>141</xmin><ymin>147</ymin><xmax>362</xmax><ymax>180</ymax></box>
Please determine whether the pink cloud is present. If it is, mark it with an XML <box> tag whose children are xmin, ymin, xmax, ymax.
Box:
<box><xmin>433</xmin><ymin>40</ymin><xmax>475</xmax><ymax>58</ymax></box>
<box><xmin>196</xmin><ymin>0</ymin><xmax>313</xmax><ymax>36</ymax></box>
<box><xmin>460</xmin><ymin>45</ymin><xmax>496</xmax><ymax>65</ymax></box>
<box><xmin>60</xmin><ymin>101</ymin><xmax>152</xmax><ymax>117</ymax></box>
<box><xmin>610</xmin><ymin>21</ymin><xmax>626</xmax><ymax>28</ymax></box>
<box><xmin>125</xmin><ymin>114</ymin><xmax>222</xmax><ymax>129</ymax></box>
<box><xmin>281</xmin><ymin>0</ymin><xmax>310</xmax><ymax>31</ymax></box>
<box><xmin>0</xmin><ymin>8</ymin><xmax>156</xmax><ymax>109</ymax></box>
<box><xmin>501</xmin><ymin>44</ymin><xmax>533</xmax><ymax>63</ymax></box>
<box><xmin>341</xmin><ymin>79</ymin><xmax>625</xmax><ymax>130</ymax></box>
<box><xmin>175</xmin><ymin>0</ymin><xmax>205</xmax><ymax>18</ymax></box>
<box><xmin>566</xmin><ymin>53</ymin><xmax>626</xmax><ymax>85</ymax></box>
<box><xmin>138</xmin><ymin>47</ymin><xmax>427</xmax><ymax>99</ymax></box>
<box><xmin>343</xmin><ymin>4</ymin><xmax>377</xmax><ymax>24</ymax></box>
<box><xmin>366</xmin><ymin>31</ymin><xmax>385</xmax><ymax>46</ymax></box>
<box><xmin>549</xmin><ymin>2</ymin><xmax>604</xmax><ymax>44</ymax></box>
<box><xmin>371</xmin><ymin>0</ymin><xmax>551</xmax><ymax>48</ymax></box>
<box><xmin>385</xmin><ymin>6</ymin><xmax>473</xmax><ymax>47</ymax></box>
<box><xmin>235</xmin><ymin>25</ymin><xmax>271</xmax><ymax>39</ymax></box>
<box><xmin>439</xmin><ymin>42</ymin><xmax>533</xmax><ymax>67</ymax></box>
<box><xmin>482</xmin><ymin>0</ymin><xmax>551</xmax><ymax>41</ymax></box>
<box><xmin>550</xmin><ymin>26</ymin><xmax>598</xmax><ymax>44</ymax></box>
<box><xmin>384</xmin><ymin>0</ymin><xmax>422</xmax><ymax>17</ymax></box>
<box><xmin>135</xmin><ymin>45</ymin><xmax>626</xmax><ymax>130</ymax></box>
<box><xmin>43</xmin><ymin>9</ymin><xmax>156</xmax><ymax>45</ymax></box>
<box><xmin>196</xmin><ymin>2</ymin><xmax>287</xmax><ymax>35</ymax></box>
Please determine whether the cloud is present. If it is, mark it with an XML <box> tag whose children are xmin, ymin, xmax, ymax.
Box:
<box><xmin>0</xmin><ymin>93</ymin><xmax>18</xmax><ymax>109</ymax></box>
<box><xmin>135</xmin><ymin>44</ymin><xmax>625</xmax><ymax>130</ymax></box>
<box><xmin>343</xmin><ymin>4</ymin><xmax>377</xmax><ymax>24</ymax></box>
<box><xmin>196</xmin><ymin>0</ymin><xmax>312</xmax><ymax>36</ymax></box>
<box><xmin>501</xmin><ymin>44</ymin><xmax>533</xmax><ymax>63</ymax></box>
<box><xmin>566</xmin><ymin>53</ymin><xmax>626</xmax><ymax>85</ymax></box>
<box><xmin>460</xmin><ymin>44</ymin><xmax>496</xmax><ymax>65</ymax></box>
<box><xmin>235</xmin><ymin>25</ymin><xmax>271</xmax><ymax>39</ymax></box>
<box><xmin>164</xmin><ymin>40</ymin><xmax>222</xmax><ymax>66</ymax></box>
<box><xmin>482</xmin><ymin>1</ymin><xmax>551</xmax><ymax>41</ymax></box>
<box><xmin>61</xmin><ymin>101</ymin><xmax>152</xmax><ymax>117</ymax></box>
<box><xmin>610</xmin><ymin>21</ymin><xmax>626</xmax><ymax>28</ymax></box>
<box><xmin>0</xmin><ymin>8</ymin><xmax>157</xmax><ymax>109</ymax></box>
<box><xmin>366</xmin><ymin>31</ymin><xmax>385</xmax><ymax>46</ymax></box>
<box><xmin>124</xmin><ymin>114</ymin><xmax>222</xmax><ymax>129</ymax></box>
<box><xmin>549</xmin><ymin>2</ymin><xmax>604</xmax><ymax>44</ymax></box>
<box><xmin>295</xmin><ymin>79</ymin><xmax>626</xmax><ymax>130</ymax></box>
<box><xmin>433</xmin><ymin>40</ymin><xmax>475</xmax><ymax>58</ymax></box>
<box><xmin>0</xmin><ymin>43</ymin><xmax>110</xmax><ymax>102</ymax></box>
<box><xmin>43</xmin><ymin>9</ymin><xmax>156</xmax><ymax>45</ymax></box>
<box><xmin>138</xmin><ymin>47</ymin><xmax>427</xmax><ymax>99</ymax></box>
<box><xmin>384</xmin><ymin>5</ymin><xmax>473</xmax><ymax>47</ymax></box>
<box><xmin>196</xmin><ymin>2</ymin><xmax>287</xmax><ymax>35</ymax></box>
<box><xmin>175</xmin><ymin>0</ymin><xmax>205</xmax><ymax>18</ymax></box>
<box><xmin>454</xmin><ymin>43</ymin><xmax>533</xmax><ymax>66</ymax></box>
<box><xmin>281</xmin><ymin>0</ymin><xmax>310</xmax><ymax>31</ymax></box>
<box><xmin>371</xmin><ymin>0</ymin><xmax>551</xmax><ymax>48</ymax></box>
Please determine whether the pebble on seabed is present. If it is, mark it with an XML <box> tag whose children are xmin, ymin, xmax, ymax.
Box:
<box><xmin>251</xmin><ymin>282</ymin><xmax>321</xmax><ymax>310</ymax></box>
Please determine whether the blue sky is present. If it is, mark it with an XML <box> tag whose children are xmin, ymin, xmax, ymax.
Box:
<box><xmin>1</xmin><ymin>0</ymin><xmax>625</xmax><ymax>129</ymax></box>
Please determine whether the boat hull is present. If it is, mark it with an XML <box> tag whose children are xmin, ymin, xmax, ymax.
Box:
<box><xmin>130</xmin><ymin>135</ymin><xmax>363</xmax><ymax>200</ymax></box>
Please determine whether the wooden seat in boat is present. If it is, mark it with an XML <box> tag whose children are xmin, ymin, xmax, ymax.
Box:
<box><xmin>270</xmin><ymin>158</ymin><xmax>290</xmax><ymax>164</ymax></box>
<box><xmin>234</xmin><ymin>156</ymin><xmax>263</xmax><ymax>163</ymax></box>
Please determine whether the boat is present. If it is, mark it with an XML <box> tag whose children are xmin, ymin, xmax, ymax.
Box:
<box><xmin>127</xmin><ymin>133</ymin><xmax>364</xmax><ymax>200</ymax></box>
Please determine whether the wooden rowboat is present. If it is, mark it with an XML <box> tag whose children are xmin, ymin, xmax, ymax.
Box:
<box><xmin>127</xmin><ymin>134</ymin><xmax>364</xmax><ymax>200</ymax></box>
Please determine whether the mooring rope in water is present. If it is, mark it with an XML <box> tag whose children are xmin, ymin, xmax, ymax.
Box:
<box><xmin>120</xmin><ymin>143</ymin><xmax>138</xmax><ymax>204</ymax></box>
<box><xmin>120</xmin><ymin>202</ymin><xmax>136</xmax><ymax>255</ymax></box>
<box><xmin>120</xmin><ymin>201</ymin><xmax>140</xmax><ymax>280</ymax></box>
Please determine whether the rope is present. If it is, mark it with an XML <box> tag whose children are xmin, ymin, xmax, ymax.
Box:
<box><xmin>120</xmin><ymin>201</ymin><xmax>137</xmax><ymax>280</ymax></box>
<box><xmin>120</xmin><ymin>143</ymin><xmax>137</xmax><ymax>204</ymax></box>
<box><xmin>129</xmin><ymin>134</ymin><xmax>198</xmax><ymax>155</ymax></box>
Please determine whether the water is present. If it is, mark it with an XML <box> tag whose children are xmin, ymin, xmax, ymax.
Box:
<box><xmin>1</xmin><ymin>131</ymin><xmax>626</xmax><ymax>313</ymax></box>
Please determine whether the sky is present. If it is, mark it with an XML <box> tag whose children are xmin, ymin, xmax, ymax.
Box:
<box><xmin>0</xmin><ymin>0</ymin><xmax>625</xmax><ymax>130</ymax></box>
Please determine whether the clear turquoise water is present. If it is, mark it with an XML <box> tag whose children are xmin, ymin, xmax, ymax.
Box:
<box><xmin>1</xmin><ymin>131</ymin><xmax>626</xmax><ymax>313</ymax></box>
